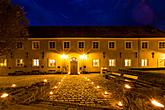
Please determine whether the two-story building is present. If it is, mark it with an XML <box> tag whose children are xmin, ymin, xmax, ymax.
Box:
<box><xmin>0</xmin><ymin>26</ymin><xmax>165</xmax><ymax>75</ymax></box>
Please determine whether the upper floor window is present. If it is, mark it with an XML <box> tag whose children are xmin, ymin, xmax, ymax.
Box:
<box><xmin>108</xmin><ymin>41</ymin><xmax>116</xmax><ymax>49</ymax></box>
<box><xmin>33</xmin><ymin>59</ymin><xmax>39</xmax><ymax>67</ymax></box>
<box><xmin>109</xmin><ymin>59</ymin><xmax>116</xmax><ymax>66</ymax></box>
<box><xmin>141</xmin><ymin>41</ymin><xmax>149</xmax><ymax>49</ymax></box>
<box><xmin>16</xmin><ymin>59</ymin><xmax>24</xmax><ymax>67</ymax></box>
<box><xmin>92</xmin><ymin>59</ymin><xmax>99</xmax><ymax>67</ymax></box>
<box><xmin>48</xmin><ymin>59</ymin><xmax>56</xmax><ymax>67</ymax></box>
<box><xmin>141</xmin><ymin>59</ymin><xmax>148</xmax><ymax>67</ymax></box>
<box><xmin>0</xmin><ymin>59</ymin><xmax>7</xmax><ymax>67</ymax></box>
<box><xmin>125</xmin><ymin>59</ymin><xmax>131</xmax><ymax>66</ymax></box>
<box><xmin>32</xmin><ymin>41</ymin><xmax>40</xmax><ymax>49</ymax></box>
<box><xmin>92</xmin><ymin>41</ymin><xmax>99</xmax><ymax>49</ymax></box>
<box><xmin>16</xmin><ymin>42</ymin><xmax>23</xmax><ymax>49</ymax></box>
<box><xmin>48</xmin><ymin>41</ymin><xmax>55</xmax><ymax>49</ymax></box>
<box><xmin>64</xmin><ymin>41</ymin><xmax>70</xmax><ymax>49</ymax></box>
<box><xmin>158</xmin><ymin>41</ymin><xmax>165</xmax><ymax>49</ymax></box>
<box><xmin>125</xmin><ymin>41</ymin><xmax>132</xmax><ymax>49</ymax></box>
<box><xmin>78</xmin><ymin>41</ymin><xmax>85</xmax><ymax>48</ymax></box>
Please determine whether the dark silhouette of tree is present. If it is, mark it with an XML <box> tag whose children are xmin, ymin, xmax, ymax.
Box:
<box><xmin>0</xmin><ymin>0</ymin><xmax>28</xmax><ymax>56</ymax></box>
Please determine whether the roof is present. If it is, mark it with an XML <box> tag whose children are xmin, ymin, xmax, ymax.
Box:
<box><xmin>28</xmin><ymin>26</ymin><xmax>165</xmax><ymax>38</ymax></box>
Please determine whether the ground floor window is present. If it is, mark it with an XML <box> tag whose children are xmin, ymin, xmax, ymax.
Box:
<box><xmin>109</xmin><ymin>59</ymin><xmax>116</xmax><ymax>66</ymax></box>
<box><xmin>125</xmin><ymin>59</ymin><xmax>131</xmax><ymax>67</ymax></box>
<box><xmin>158</xmin><ymin>59</ymin><xmax>165</xmax><ymax>67</ymax></box>
<box><xmin>33</xmin><ymin>59</ymin><xmax>39</xmax><ymax>67</ymax></box>
<box><xmin>16</xmin><ymin>59</ymin><xmax>24</xmax><ymax>67</ymax></box>
<box><xmin>92</xmin><ymin>59</ymin><xmax>99</xmax><ymax>67</ymax></box>
<box><xmin>141</xmin><ymin>59</ymin><xmax>148</xmax><ymax>67</ymax></box>
<box><xmin>48</xmin><ymin>59</ymin><xmax>56</xmax><ymax>67</ymax></box>
<box><xmin>0</xmin><ymin>59</ymin><xmax>7</xmax><ymax>67</ymax></box>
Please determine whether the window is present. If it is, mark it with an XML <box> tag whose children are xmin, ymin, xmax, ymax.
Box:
<box><xmin>92</xmin><ymin>41</ymin><xmax>99</xmax><ymax>49</ymax></box>
<box><xmin>158</xmin><ymin>41</ymin><xmax>165</xmax><ymax>49</ymax></box>
<box><xmin>93</xmin><ymin>59</ymin><xmax>99</xmax><ymax>67</ymax></box>
<box><xmin>32</xmin><ymin>41</ymin><xmax>40</xmax><ymax>49</ymax></box>
<box><xmin>108</xmin><ymin>41</ymin><xmax>116</xmax><ymax>49</ymax></box>
<box><xmin>158</xmin><ymin>59</ymin><xmax>165</xmax><ymax>67</ymax></box>
<box><xmin>48</xmin><ymin>59</ymin><xmax>56</xmax><ymax>67</ymax></box>
<box><xmin>33</xmin><ymin>59</ymin><xmax>39</xmax><ymax>67</ymax></box>
<box><xmin>125</xmin><ymin>59</ymin><xmax>131</xmax><ymax>66</ymax></box>
<box><xmin>109</xmin><ymin>59</ymin><xmax>116</xmax><ymax>66</ymax></box>
<box><xmin>48</xmin><ymin>41</ymin><xmax>55</xmax><ymax>49</ymax></box>
<box><xmin>141</xmin><ymin>41</ymin><xmax>149</xmax><ymax>49</ymax></box>
<box><xmin>16</xmin><ymin>42</ymin><xmax>23</xmax><ymax>49</ymax></box>
<box><xmin>16</xmin><ymin>59</ymin><xmax>24</xmax><ymax>67</ymax></box>
<box><xmin>64</xmin><ymin>41</ymin><xmax>70</xmax><ymax>49</ymax></box>
<box><xmin>125</xmin><ymin>41</ymin><xmax>132</xmax><ymax>49</ymax></box>
<box><xmin>141</xmin><ymin>59</ymin><xmax>148</xmax><ymax>67</ymax></box>
<box><xmin>78</xmin><ymin>41</ymin><xmax>85</xmax><ymax>48</ymax></box>
<box><xmin>0</xmin><ymin>59</ymin><xmax>7</xmax><ymax>67</ymax></box>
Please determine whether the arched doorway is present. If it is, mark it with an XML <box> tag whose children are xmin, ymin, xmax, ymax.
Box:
<box><xmin>70</xmin><ymin>57</ymin><xmax>78</xmax><ymax>75</ymax></box>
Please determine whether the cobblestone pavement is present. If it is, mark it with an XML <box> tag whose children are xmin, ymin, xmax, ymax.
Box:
<box><xmin>48</xmin><ymin>74</ymin><xmax>118</xmax><ymax>109</ymax></box>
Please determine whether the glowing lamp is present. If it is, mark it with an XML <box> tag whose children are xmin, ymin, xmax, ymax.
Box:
<box><xmin>1</xmin><ymin>93</ymin><xmax>9</xmax><ymax>98</ymax></box>
<box><xmin>58</xmin><ymin>82</ymin><xmax>61</xmax><ymax>84</ymax></box>
<box><xmin>117</xmin><ymin>101</ymin><xmax>123</xmax><ymax>107</ymax></box>
<box><xmin>43</xmin><ymin>79</ymin><xmax>47</xmax><ymax>83</ymax></box>
<box><xmin>96</xmin><ymin>86</ymin><xmax>100</xmax><ymax>89</ymax></box>
<box><xmin>104</xmin><ymin>91</ymin><xmax>108</xmax><ymax>95</ymax></box>
<box><xmin>54</xmin><ymin>86</ymin><xmax>57</xmax><ymax>89</ymax></box>
<box><xmin>49</xmin><ymin>91</ymin><xmax>53</xmax><ymax>95</ymax></box>
<box><xmin>151</xmin><ymin>99</ymin><xmax>164</xmax><ymax>108</ymax></box>
<box><xmin>91</xmin><ymin>82</ymin><xmax>94</xmax><ymax>84</ymax></box>
<box><xmin>61</xmin><ymin>54</ymin><xmax>68</xmax><ymax>59</ymax></box>
<box><xmin>124</xmin><ymin>84</ymin><xmax>131</xmax><ymax>89</ymax></box>
<box><xmin>11</xmin><ymin>84</ymin><xmax>16</xmax><ymax>87</ymax></box>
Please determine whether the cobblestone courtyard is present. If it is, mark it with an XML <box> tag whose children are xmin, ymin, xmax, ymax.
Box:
<box><xmin>0</xmin><ymin>74</ymin><xmax>122</xmax><ymax>110</ymax></box>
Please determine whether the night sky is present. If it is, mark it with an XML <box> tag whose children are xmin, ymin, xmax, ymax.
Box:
<box><xmin>12</xmin><ymin>0</ymin><xmax>165</xmax><ymax>30</ymax></box>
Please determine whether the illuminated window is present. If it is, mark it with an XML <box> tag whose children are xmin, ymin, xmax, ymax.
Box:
<box><xmin>32</xmin><ymin>41</ymin><xmax>40</xmax><ymax>49</ymax></box>
<box><xmin>108</xmin><ymin>41</ymin><xmax>116</xmax><ymax>49</ymax></box>
<box><xmin>16</xmin><ymin>59</ymin><xmax>24</xmax><ymax>67</ymax></box>
<box><xmin>158</xmin><ymin>41</ymin><xmax>165</xmax><ymax>49</ymax></box>
<box><xmin>33</xmin><ymin>59</ymin><xmax>39</xmax><ymax>67</ymax></box>
<box><xmin>141</xmin><ymin>59</ymin><xmax>148</xmax><ymax>67</ymax></box>
<box><xmin>16</xmin><ymin>42</ymin><xmax>23</xmax><ymax>49</ymax></box>
<box><xmin>92</xmin><ymin>41</ymin><xmax>99</xmax><ymax>49</ymax></box>
<box><xmin>48</xmin><ymin>41</ymin><xmax>55</xmax><ymax>49</ymax></box>
<box><xmin>141</xmin><ymin>41</ymin><xmax>149</xmax><ymax>49</ymax></box>
<box><xmin>125</xmin><ymin>59</ymin><xmax>131</xmax><ymax>66</ymax></box>
<box><xmin>48</xmin><ymin>59</ymin><xmax>56</xmax><ymax>67</ymax></box>
<box><xmin>0</xmin><ymin>59</ymin><xmax>7</xmax><ymax>67</ymax></box>
<box><xmin>64</xmin><ymin>41</ymin><xmax>70</xmax><ymax>49</ymax></box>
<box><xmin>93</xmin><ymin>59</ymin><xmax>99</xmax><ymax>67</ymax></box>
<box><xmin>109</xmin><ymin>59</ymin><xmax>116</xmax><ymax>66</ymax></box>
<box><xmin>125</xmin><ymin>41</ymin><xmax>132</xmax><ymax>49</ymax></box>
<box><xmin>78</xmin><ymin>41</ymin><xmax>85</xmax><ymax>48</ymax></box>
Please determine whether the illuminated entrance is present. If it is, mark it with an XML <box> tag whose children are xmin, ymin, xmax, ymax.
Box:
<box><xmin>70</xmin><ymin>57</ymin><xmax>78</xmax><ymax>75</ymax></box>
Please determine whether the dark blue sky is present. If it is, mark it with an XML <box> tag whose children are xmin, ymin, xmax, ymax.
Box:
<box><xmin>12</xmin><ymin>0</ymin><xmax>165</xmax><ymax>29</ymax></box>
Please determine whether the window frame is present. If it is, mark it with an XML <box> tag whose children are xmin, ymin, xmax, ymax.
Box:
<box><xmin>16</xmin><ymin>42</ymin><xmax>23</xmax><ymax>49</ymax></box>
<box><xmin>63</xmin><ymin>41</ymin><xmax>70</xmax><ymax>49</ymax></box>
<box><xmin>141</xmin><ymin>59</ymin><xmax>148</xmax><ymax>67</ymax></box>
<box><xmin>108</xmin><ymin>41</ymin><xmax>116</xmax><ymax>50</ymax></box>
<box><xmin>109</xmin><ymin>59</ymin><xmax>116</xmax><ymax>67</ymax></box>
<box><xmin>124</xmin><ymin>59</ymin><xmax>131</xmax><ymax>67</ymax></box>
<box><xmin>158</xmin><ymin>41</ymin><xmax>165</xmax><ymax>50</ymax></box>
<box><xmin>92</xmin><ymin>59</ymin><xmax>100</xmax><ymax>67</ymax></box>
<box><xmin>78</xmin><ymin>41</ymin><xmax>85</xmax><ymax>49</ymax></box>
<box><xmin>16</xmin><ymin>59</ymin><xmax>24</xmax><ymax>67</ymax></box>
<box><xmin>32</xmin><ymin>59</ymin><xmax>39</xmax><ymax>67</ymax></box>
<box><xmin>48</xmin><ymin>41</ymin><xmax>56</xmax><ymax>50</ymax></box>
<box><xmin>48</xmin><ymin>59</ymin><xmax>56</xmax><ymax>67</ymax></box>
<box><xmin>0</xmin><ymin>59</ymin><xmax>7</xmax><ymax>67</ymax></box>
<box><xmin>141</xmin><ymin>41</ymin><xmax>149</xmax><ymax>49</ymax></box>
<box><xmin>32</xmin><ymin>41</ymin><xmax>40</xmax><ymax>50</ymax></box>
<box><xmin>125</xmin><ymin>41</ymin><xmax>132</xmax><ymax>50</ymax></box>
<box><xmin>92</xmin><ymin>41</ymin><xmax>100</xmax><ymax>49</ymax></box>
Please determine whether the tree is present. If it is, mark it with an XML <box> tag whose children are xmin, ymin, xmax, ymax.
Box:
<box><xmin>0</xmin><ymin>0</ymin><xmax>28</xmax><ymax>56</ymax></box>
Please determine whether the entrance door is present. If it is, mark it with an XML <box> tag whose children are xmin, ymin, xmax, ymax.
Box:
<box><xmin>70</xmin><ymin>57</ymin><xmax>78</xmax><ymax>75</ymax></box>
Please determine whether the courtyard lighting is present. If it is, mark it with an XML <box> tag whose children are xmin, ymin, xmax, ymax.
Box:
<box><xmin>104</xmin><ymin>91</ymin><xmax>108</xmax><ymax>95</ymax></box>
<box><xmin>58</xmin><ymin>82</ymin><xmax>61</xmax><ymax>84</ymax></box>
<box><xmin>1</xmin><ymin>93</ymin><xmax>9</xmax><ymax>98</ymax></box>
<box><xmin>124</xmin><ymin>84</ymin><xmax>131</xmax><ymax>89</ymax></box>
<box><xmin>43</xmin><ymin>79</ymin><xmax>47</xmax><ymax>83</ymax></box>
<box><xmin>11</xmin><ymin>84</ymin><xmax>16</xmax><ymax>87</ymax></box>
<box><xmin>151</xmin><ymin>99</ymin><xmax>164</xmax><ymax>108</ymax></box>
<box><xmin>117</xmin><ymin>101</ymin><xmax>123</xmax><ymax>107</ymax></box>
<box><xmin>96</xmin><ymin>86</ymin><xmax>100</xmax><ymax>89</ymax></box>
<box><xmin>91</xmin><ymin>82</ymin><xmax>94</xmax><ymax>84</ymax></box>
<box><xmin>49</xmin><ymin>91</ymin><xmax>53</xmax><ymax>95</ymax></box>
<box><xmin>61</xmin><ymin>54</ymin><xmax>68</xmax><ymax>59</ymax></box>
<box><xmin>53</xmin><ymin>86</ymin><xmax>57</xmax><ymax>89</ymax></box>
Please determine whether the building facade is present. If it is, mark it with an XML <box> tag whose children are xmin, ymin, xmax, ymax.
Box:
<box><xmin>0</xmin><ymin>26</ymin><xmax>165</xmax><ymax>75</ymax></box>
